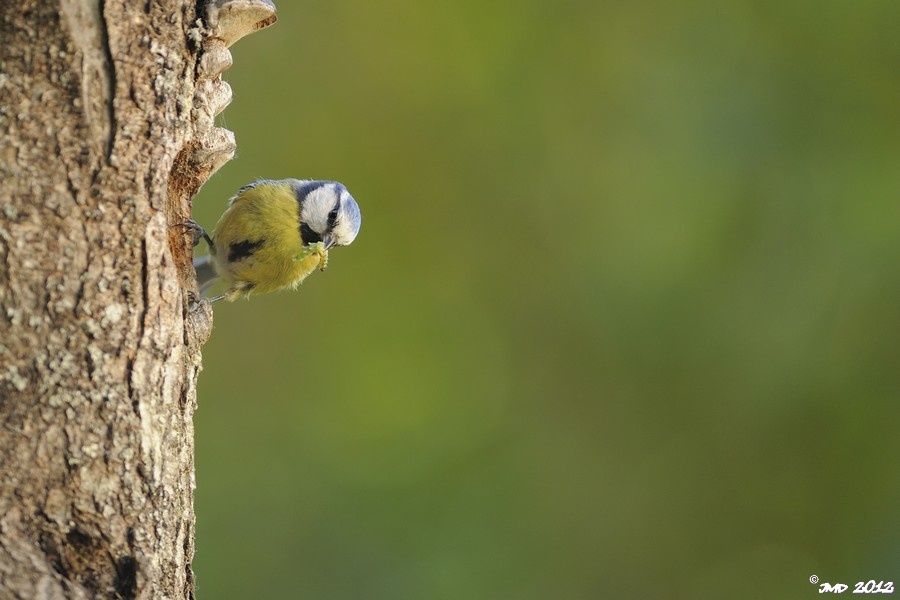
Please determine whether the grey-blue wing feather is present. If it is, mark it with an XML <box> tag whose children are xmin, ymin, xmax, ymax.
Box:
<box><xmin>193</xmin><ymin>255</ymin><xmax>220</xmax><ymax>296</ymax></box>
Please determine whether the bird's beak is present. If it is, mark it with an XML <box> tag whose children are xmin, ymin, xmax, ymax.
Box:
<box><xmin>323</xmin><ymin>234</ymin><xmax>336</xmax><ymax>250</ymax></box>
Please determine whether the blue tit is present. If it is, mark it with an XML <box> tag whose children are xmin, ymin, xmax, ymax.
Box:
<box><xmin>190</xmin><ymin>178</ymin><xmax>361</xmax><ymax>302</ymax></box>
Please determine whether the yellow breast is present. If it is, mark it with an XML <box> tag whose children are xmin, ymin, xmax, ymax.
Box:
<box><xmin>210</xmin><ymin>181</ymin><xmax>325</xmax><ymax>299</ymax></box>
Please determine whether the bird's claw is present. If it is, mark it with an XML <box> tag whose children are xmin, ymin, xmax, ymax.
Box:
<box><xmin>177</xmin><ymin>219</ymin><xmax>213</xmax><ymax>248</ymax></box>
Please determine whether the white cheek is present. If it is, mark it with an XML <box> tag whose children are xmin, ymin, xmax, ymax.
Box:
<box><xmin>334</xmin><ymin>221</ymin><xmax>358</xmax><ymax>245</ymax></box>
<box><xmin>309</xmin><ymin>214</ymin><xmax>328</xmax><ymax>234</ymax></box>
<box><xmin>300</xmin><ymin>193</ymin><xmax>332</xmax><ymax>233</ymax></box>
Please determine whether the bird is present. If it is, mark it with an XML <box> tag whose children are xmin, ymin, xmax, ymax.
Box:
<box><xmin>189</xmin><ymin>178</ymin><xmax>361</xmax><ymax>302</ymax></box>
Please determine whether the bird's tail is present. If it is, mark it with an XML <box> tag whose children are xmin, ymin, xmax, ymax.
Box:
<box><xmin>193</xmin><ymin>255</ymin><xmax>220</xmax><ymax>297</ymax></box>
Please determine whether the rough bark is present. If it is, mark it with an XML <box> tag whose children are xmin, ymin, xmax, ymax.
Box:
<box><xmin>0</xmin><ymin>1</ymin><xmax>274</xmax><ymax>597</ymax></box>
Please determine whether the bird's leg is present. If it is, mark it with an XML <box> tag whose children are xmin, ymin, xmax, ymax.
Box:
<box><xmin>178</xmin><ymin>219</ymin><xmax>214</xmax><ymax>248</ymax></box>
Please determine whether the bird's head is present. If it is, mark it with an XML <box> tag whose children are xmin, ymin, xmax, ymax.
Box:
<box><xmin>293</xmin><ymin>180</ymin><xmax>362</xmax><ymax>249</ymax></box>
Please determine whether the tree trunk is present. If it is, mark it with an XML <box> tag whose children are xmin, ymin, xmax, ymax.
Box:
<box><xmin>0</xmin><ymin>1</ymin><xmax>274</xmax><ymax>597</ymax></box>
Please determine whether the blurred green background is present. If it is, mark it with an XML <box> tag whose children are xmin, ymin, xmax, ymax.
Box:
<box><xmin>192</xmin><ymin>1</ymin><xmax>900</xmax><ymax>598</ymax></box>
